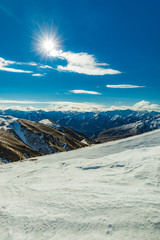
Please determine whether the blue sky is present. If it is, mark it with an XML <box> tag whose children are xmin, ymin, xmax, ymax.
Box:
<box><xmin>0</xmin><ymin>0</ymin><xmax>160</xmax><ymax>110</ymax></box>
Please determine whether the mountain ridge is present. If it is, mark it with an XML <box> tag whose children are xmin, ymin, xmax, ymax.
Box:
<box><xmin>0</xmin><ymin>108</ymin><xmax>160</xmax><ymax>138</ymax></box>
<box><xmin>96</xmin><ymin>118</ymin><xmax>160</xmax><ymax>142</ymax></box>
<box><xmin>0</xmin><ymin>115</ymin><xmax>92</xmax><ymax>162</ymax></box>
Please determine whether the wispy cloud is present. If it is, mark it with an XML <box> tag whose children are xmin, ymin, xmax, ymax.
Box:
<box><xmin>48</xmin><ymin>49</ymin><xmax>121</xmax><ymax>76</ymax></box>
<box><xmin>0</xmin><ymin>100</ymin><xmax>159</xmax><ymax>112</ymax></box>
<box><xmin>28</xmin><ymin>62</ymin><xmax>38</xmax><ymax>66</ymax></box>
<box><xmin>39</xmin><ymin>65</ymin><xmax>53</xmax><ymax>69</ymax></box>
<box><xmin>106</xmin><ymin>84</ymin><xmax>146</xmax><ymax>88</ymax></box>
<box><xmin>0</xmin><ymin>57</ymin><xmax>32</xmax><ymax>73</ymax></box>
<box><xmin>0</xmin><ymin>100</ymin><xmax>41</xmax><ymax>104</ymax></box>
<box><xmin>32</xmin><ymin>73</ymin><xmax>45</xmax><ymax>77</ymax></box>
<box><xmin>0</xmin><ymin>57</ymin><xmax>53</xmax><ymax>75</ymax></box>
<box><xmin>70</xmin><ymin>90</ymin><xmax>101</xmax><ymax>95</ymax></box>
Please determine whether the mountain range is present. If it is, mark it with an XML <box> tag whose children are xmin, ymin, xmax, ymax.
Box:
<box><xmin>0</xmin><ymin>108</ymin><xmax>160</xmax><ymax>138</ymax></box>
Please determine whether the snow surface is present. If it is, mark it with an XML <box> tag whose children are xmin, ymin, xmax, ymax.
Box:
<box><xmin>0</xmin><ymin>130</ymin><xmax>160</xmax><ymax>239</ymax></box>
<box><xmin>81</xmin><ymin>139</ymin><xmax>89</xmax><ymax>145</ymax></box>
<box><xmin>39</xmin><ymin>119</ymin><xmax>62</xmax><ymax>130</ymax></box>
<box><xmin>0</xmin><ymin>115</ymin><xmax>18</xmax><ymax>131</ymax></box>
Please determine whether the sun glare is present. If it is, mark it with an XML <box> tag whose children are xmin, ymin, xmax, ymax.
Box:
<box><xmin>43</xmin><ymin>39</ymin><xmax>55</xmax><ymax>52</ymax></box>
<box><xmin>40</xmin><ymin>35</ymin><xmax>60</xmax><ymax>57</ymax></box>
<box><xmin>32</xmin><ymin>24</ymin><xmax>63</xmax><ymax>59</ymax></box>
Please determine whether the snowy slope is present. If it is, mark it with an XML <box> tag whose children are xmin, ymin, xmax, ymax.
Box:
<box><xmin>0</xmin><ymin>130</ymin><xmax>160</xmax><ymax>239</ymax></box>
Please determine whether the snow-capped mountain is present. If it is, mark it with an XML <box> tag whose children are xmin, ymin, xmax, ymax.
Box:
<box><xmin>0</xmin><ymin>116</ymin><xmax>91</xmax><ymax>162</ymax></box>
<box><xmin>0</xmin><ymin>108</ymin><xmax>160</xmax><ymax>138</ymax></box>
<box><xmin>96</xmin><ymin>118</ymin><xmax>160</xmax><ymax>142</ymax></box>
<box><xmin>0</xmin><ymin>129</ymin><xmax>160</xmax><ymax>239</ymax></box>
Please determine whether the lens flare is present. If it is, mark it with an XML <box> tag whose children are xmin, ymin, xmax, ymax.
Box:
<box><xmin>32</xmin><ymin>24</ymin><xmax>63</xmax><ymax>58</ymax></box>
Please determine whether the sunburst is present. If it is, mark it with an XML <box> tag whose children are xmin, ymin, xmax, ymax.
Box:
<box><xmin>32</xmin><ymin>24</ymin><xmax>63</xmax><ymax>59</ymax></box>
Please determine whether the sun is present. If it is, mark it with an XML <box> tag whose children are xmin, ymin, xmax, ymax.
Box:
<box><xmin>32</xmin><ymin>24</ymin><xmax>63</xmax><ymax>59</ymax></box>
<box><xmin>43</xmin><ymin>39</ymin><xmax>55</xmax><ymax>52</ymax></box>
<box><xmin>40</xmin><ymin>35</ymin><xmax>60</xmax><ymax>57</ymax></box>
<box><xmin>41</xmin><ymin>36</ymin><xmax>62</xmax><ymax>57</ymax></box>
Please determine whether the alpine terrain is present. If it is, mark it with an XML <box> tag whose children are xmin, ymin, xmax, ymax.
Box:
<box><xmin>0</xmin><ymin>116</ymin><xmax>91</xmax><ymax>163</ymax></box>
<box><xmin>0</xmin><ymin>108</ymin><xmax>160</xmax><ymax>140</ymax></box>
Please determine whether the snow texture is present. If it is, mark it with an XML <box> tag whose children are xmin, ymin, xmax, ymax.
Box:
<box><xmin>0</xmin><ymin>115</ymin><xmax>18</xmax><ymax>131</ymax></box>
<box><xmin>0</xmin><ymin>130</ymin><xmax>160</xmax><ymax>239</ymax></box>
<box><xmin>81</xmin><ymin>139</ymin><xmax>89</xmax><ymax>145</ymax></box>
<box><xmin>39</xmin><ymin>119</ymin><xmax>62</xmax><ymax>130</ymax></box>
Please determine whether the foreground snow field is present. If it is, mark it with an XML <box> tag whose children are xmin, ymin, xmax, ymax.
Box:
<box><xmin>0</xmin><ymin>130</ymin><xmax>160</xmax><ymax>240</ymax></box>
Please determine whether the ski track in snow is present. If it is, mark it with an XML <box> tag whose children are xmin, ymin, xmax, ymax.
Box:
<box><xmin>0</xmin><ymin>130</ymin><xmax>160</xmax><ymax>239</ymax></box>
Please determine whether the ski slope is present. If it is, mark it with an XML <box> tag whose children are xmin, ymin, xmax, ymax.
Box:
<box><xmin>0</xmin><ymin>129</ymin><xmax>160</xmax><ymax>239</ymax></box>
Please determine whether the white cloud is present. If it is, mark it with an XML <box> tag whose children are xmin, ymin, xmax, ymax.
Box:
<box><xmin>0</xmin><ymin>48</ymin><xmax>119</xmax><ymax>76</ymax></box>
<box><xmin>0</xmin><ymin>100</ymin><xmax>159</xmax><ymax>112</ymax></box>
<box><xmin>58</xmin><ymin>64</ymin><xmax>120</xmax><ymax>75</ymax></box>
<box><xmin>15</xmin><ymin>61</ymin><xmax>38</xmax><ymax>66</ymax></box>
<box><xmin>133</xmin><ymin>100</ymin><xmax>159</xmax><ymax>110</ymax></box>
<box><xmin>39</xmin><ymin>65</ymin><xmax>53</xmax><ymax>69</ymax></box>
<box><xmin>0</xmin><ymin>57</ymin><xmax>32</xmax><ymax>73</ymax></box>
<box><xmin>104</xmin><ymin>100</ymin><xmax>160</xmax><ymax>112</ymax></box>
<box><xmin>32</xmin><ymin>73</ymin><xmax>45</xmax><ymax>77</ymax></box>
<box><xmin>48</xmin><ymin>50</ymin><xmax>121</xmax><ymax>76</ymax></box>
<box><xmin>0</xmin><ymin>57</ymin><xmax>53</xmax><ymax>75</ymax></box>
<box><xmin>15</xmin><ymin>61</ymin><xmax>53</xmax><ymax>69</ymax></box>
<box><xmin>0</xmin><ymin>100</ymin><xmax>41</xmax><ymax>104</ymax></box>
<box><xmin>70</xmin><ymin>90</ymin><xmax>101</xmax><ymax>95</ymax></box>
<box><xmin>28</xmin><ymin>62</ymin><xmax>38</xmax><ymax>66</ymax></box>
<box><xmin>106</xmin><ymin>84</ymin><xmax>145</xmax><ymax>89</ymax></box>
<box><xmin>0</xmin><ymin>100</ymin><xmax>106</xmax><ymax>112</ymax></box>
